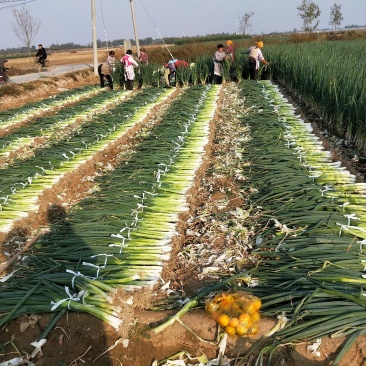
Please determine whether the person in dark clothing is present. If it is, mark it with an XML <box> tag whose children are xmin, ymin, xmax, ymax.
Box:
<box><xmin>35</xmin><ymin>44</ymin><xmax>47</xmax><ymax>68</ymax></box>
<box><xmin>213</xmin><ymin>44</ymin><xmax>227</xmax><ymax>84</ymax></box>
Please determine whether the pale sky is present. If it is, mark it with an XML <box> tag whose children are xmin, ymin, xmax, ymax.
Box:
<box><xmin>0</xmin><ymin>0</ymin><xmax>365</xmax><ymax>50</ymax></box>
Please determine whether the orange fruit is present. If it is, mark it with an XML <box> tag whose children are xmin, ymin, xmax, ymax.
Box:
<box><xmin>252</xmin><ymin>297</ymin><xmax>262</xmax><ymax>311</ymax></box>
<box><xmin>205</xmin><ymin>301</ymin><xmax>220</xmax><ymax>314</ymax></box>
<box><xmin>238</xmin><ymin>312</ymin><xmax>251</xmax><ymax>326</ymax></box>
<box><xmin>218</xmin><ymin>293</ymin><xmax>235</xmax><ymax>311</ymax></box>
<box><xmin>226</xmin><ymin>294</ymin><xmax>235</xmax><ymax>303</ymax></box>
<box><xmin>225</xmin><ymin>325</ymin><xmax>236</xmax><ymax>336</ymax></box>
<box><xmin>217</xmin><ymin>313</ymin><xmax>230</xmax><ymax>327</ymax></box>
<box><xmin>228</xmin><ymin>317</ymin><xmax>239</xmax><ymax>328</ymax></box>
<box><xmin>235</xmin><ymin>322</ymin><xmax>249</xmax><ymax>336</ymax></box>
<box><xmin>251</xmin><ymin>311</ymin><xmax>261</xmax><ymax>324</ymax></box>
<box><xmin>245</xmin><ymin>303</ymin><xmax>257</xmax><ymax>315</ymax></box>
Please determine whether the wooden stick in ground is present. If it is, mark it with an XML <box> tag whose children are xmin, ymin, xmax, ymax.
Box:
<box><xmin>0</xmin><ymin>232</ymin><xmax>45</xmax><ymax>274</ymax></box>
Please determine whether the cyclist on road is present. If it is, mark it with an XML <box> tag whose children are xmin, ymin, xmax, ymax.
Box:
<box><xmin>35</xmin><ymin>44</ymin><xmax>47</xmax><ymax>68</ymax></box>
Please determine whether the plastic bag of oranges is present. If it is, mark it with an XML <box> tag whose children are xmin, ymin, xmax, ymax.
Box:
<box><xmin>205</xmin><ymin>290</ymin><xmax>261</xmax><ymax>336</ymax></box>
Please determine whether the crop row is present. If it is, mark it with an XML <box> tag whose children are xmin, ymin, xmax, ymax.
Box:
<box><xmin>0</xmin><ymin>87</ymin><xmax>173</xmax><ymax>231</ymax></box>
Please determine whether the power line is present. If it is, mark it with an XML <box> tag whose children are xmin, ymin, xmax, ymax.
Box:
<box><xmin>138</xmin><ymin>0</ymin><xmax>174</xmax><ymax>60</ymax></box>
<box><xmin>99</xmin><ymin>0</ymin><xmax>109</xmax><ymax>49</ymax></box>
<box><xmin>0</xmin><ymin>0</ymin><xmax>36</xmax><ymax>10</ymax></box>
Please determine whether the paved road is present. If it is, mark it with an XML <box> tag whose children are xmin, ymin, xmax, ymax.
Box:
<box><xmin>6</xmin><ymin>63</ymin><xmax>93</xmax><ymax>84</ymax></box>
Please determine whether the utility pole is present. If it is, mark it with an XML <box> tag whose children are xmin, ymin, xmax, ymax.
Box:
<box><xmin>91</xmin><ymin>0</ymin><xmax>98</xmax><ymax>75</ymax></box>
<box><xmin>129</xmin><ymin>0</ymin><xmax>140</xmax><ymax>57</ymax></box>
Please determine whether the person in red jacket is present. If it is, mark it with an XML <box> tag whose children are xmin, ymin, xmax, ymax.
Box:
<box><xmin>174</xmin><ymin>59</ymin><xmax>188</xmax><ymax>68</ymax></box>
<box><xmin>226</xmin><ymin>40</ymin><xmax>234</xmax><ymax>61</ymax></box>
<box><xmin>138</xmin><ymin>48</ymin><xmax>149</xmax><ymax>65</ymax></box>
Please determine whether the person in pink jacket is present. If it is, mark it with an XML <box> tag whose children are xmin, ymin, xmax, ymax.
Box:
<box><xmin>121</xmin><ymin>49</ymin><xmax>139</xmax><ymax>90</ymax></box>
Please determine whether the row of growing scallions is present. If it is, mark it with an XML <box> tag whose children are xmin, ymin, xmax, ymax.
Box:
<box><xmin>0</xmin><ymin>85</ymin><xmax>221</xmax><ymax>341</ymax></box>
<box><xmin>0</xmin><ymin>87</ymin><xmax>169</xmax><ymax>232</ymax></box>
<box><xmin>0</xmin><ymin>85</ymin><xmax>101</xmax><ymax>133</ymax></box>
<box><xmin>265</xmin><ymin>39</ymin><xmax>366</xmax><ymax>152</ymax></box>
<box><xmin>149</xmin><ymin>80</ymin><xmax>366</xmax><ymax>366</ymax></box>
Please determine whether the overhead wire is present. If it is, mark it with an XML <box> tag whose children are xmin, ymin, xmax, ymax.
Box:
<box><xmin>99</xmin><ymin>0</ymin><xmax>109</xmax><ymax>49</ymax></box>
<box><xmin>137</xmin><ymin>0</ymin><xmax>175</xmax><ymax>60</ymax></box>
<box><xmin>0</xmin><ymin>0</ymin><xmax>35</xmax><ymax>10</ymax></box>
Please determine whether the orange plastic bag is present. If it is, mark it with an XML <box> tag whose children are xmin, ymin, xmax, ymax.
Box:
<box><xmin>205</xmin><ymin>290</ymin><xmax>261</xmax><ymax>336</ymax></box>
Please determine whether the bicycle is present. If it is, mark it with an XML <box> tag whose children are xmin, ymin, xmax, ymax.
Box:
<box><xmin>0</xmin><ymin>59</ymin><xmax>9</xmax><ymax>83</ymax></box>
<box><xmin>34</xmin><ymin>57</ymin><xmax>50</xmax><ymax>71</ymax></box>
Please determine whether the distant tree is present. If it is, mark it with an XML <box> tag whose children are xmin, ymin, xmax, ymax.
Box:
<box><xmin>297</xmin><ymin>0</ymin><xmax>321</xmax><ymax>32</ymax></box>
<box><xmin>238</xmin><ymin>11</ymin><xmax>254</xmax><ymax>36</ymax></box>
<box><xmin>11</xmin><ymin>5</ymin><xmax>40</xmax><ymax>58</ymax></box>
<box><xmin>329</xmin><ymin>3</ymin><xmax>343</xmax><ymax>30</ymax></box>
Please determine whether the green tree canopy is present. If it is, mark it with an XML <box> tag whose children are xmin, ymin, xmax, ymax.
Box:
<box><xmin>329</xmin><ymin>3</ymin><xmax>344</xmax><ymax>30</ymax></box>
<box><xmin>297</xmin><ymin>0</ymin><xmax>321</xmax><ymax>32</ymax></box>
